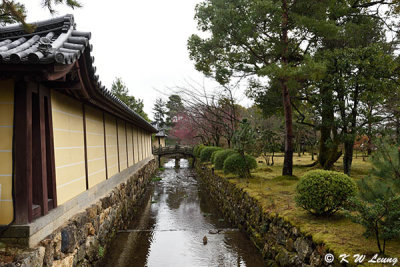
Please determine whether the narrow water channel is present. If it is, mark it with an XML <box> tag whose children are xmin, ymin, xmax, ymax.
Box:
<box><xmin>102</xmin><ymin>159</ymin><xmax>265</xmax><ymax>267</ymax></box>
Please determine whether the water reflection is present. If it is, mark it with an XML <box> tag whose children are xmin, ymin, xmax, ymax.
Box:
<box><xmin>102</xmin><ymin>159</ymin><xmax>265</xmax><ymax>267</ymax></box>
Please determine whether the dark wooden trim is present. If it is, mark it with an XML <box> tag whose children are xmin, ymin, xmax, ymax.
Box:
<box><xmin>116</xmin><ymin>118</ymin><xmax>120</xmax><ymax>173</ymax></box>
<box><xmin>103</xmin><ymin>112</ymin><xmax>108</xmax><ymax>179</ymax></box>
<box><xmin>82</xmin><ymin>104</ymin><xmax>89</xmax><ymax>190</ymax></box>
<box><xmin>45</xmin><ymin>89</ymin><xmax>57</xmax><ymax>208</ymax></box>
<box><xmin>125</xmin><ymin>122</ymin><xmax>129</xmax><ymax>166</ymax></box>
<box><xmin>38</xmin><ymin>87</ymin><xmax>49</xmax><ymax>215</ymax></box>
<box><xmin>14</xmin><ymin>80</ymin><xmax>33</xmax><ymax>224</ymax></box>
<box><xmin>46</xmin><ymin>63</ymin><xmax>75</xmax><ymax>81</ymax></box>
<box><xmin>43</xmin><ymin>81</ymin><xmax>82</xmax><ymax>90</ymax></box>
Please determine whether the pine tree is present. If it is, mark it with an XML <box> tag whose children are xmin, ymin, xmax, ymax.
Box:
<box><xmin>165</xmin><ymin>94</ymin><xmax>184</xmax><ymax>127</ymax></box>
<box><xmin>232</xmin><ymin>118</ymin><xmax>256</xmax><ymax>178</ymax></box>
<box><xmin>346</xmin><ymin>140</ymin><xmax>400</xmax><ymax>254</ymax></box>
<box><xmin>111</xmin><ymin>78</ymin><xmax>149</xmax><ymax>121</ymax></box>
<box><xmin>0</xmin><ymin>0</ymin><xmax>81</xmax><ymax>32</ymax></box>
<box><xmin>153</xmin><ymin>98</ymin><xmax>166</xmax><ymax>128</ymax></box>
<box><xmin>188</xmin><ymin>0</ymin><xmax>344</xmax><ymax>176</ymax></box>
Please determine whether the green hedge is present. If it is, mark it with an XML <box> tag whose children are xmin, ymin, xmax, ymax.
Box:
<box><xmin>214</xmin><ymin>149</ymin><xmax>235</xmax><ymax>170</ymax></box>
<box><xmin>295</xmin><ymin>170</ymin><xmax>356</xmax><ymax>216</ymax></box>
<box><xmin>210</xmin><ymin>150</ymin><xmax>219</xmax><ymax>164</ymax></box>
<box><xmin>194</xmin><ymin>144</ymin><xmax>205</xmax><ymax>158</ymax></box>
<box><xmin>200</xmin><ymin>146</ymin><xmax>222</xmax><ymax>162</ymax></box>
<box><xmin>223</xmin><ymin>153</ymin><xmax>257</xmax><ymax>177</ymax></box>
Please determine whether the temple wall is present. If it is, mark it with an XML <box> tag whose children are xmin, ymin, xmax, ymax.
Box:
<box><xmin>0</xmin><ymin>80</ymin><xmax>14</xmax><ymax>225</ymax></box>
<box><xmin>117</xmin><ymin>120</ymin><xmax>127</xmax><ymax>171</ymax></box>
<box><xmin>85</xmin><ymin>105</ymin><xmax>107</xmax><ymax>188</ymax></box>
<box><xmin>51</xmin><ymin>91</ymin><xmax>86</xmax><ymax>205</ymax></box>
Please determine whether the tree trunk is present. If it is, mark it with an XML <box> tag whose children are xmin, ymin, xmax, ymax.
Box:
<box><xmin>281</xmin><ymin>0</ymin><xmax>293</xmax><ymax>176</ymax></box>
<box><xmin>272</xmin><ymin>151</ymin><xmax>275</xmax><ymax>166</ymax></box>
<box><xmin>343</xmin><ymin>139</ymin><xmax>354</xmax><ymax>175</ymax></box>
<box><xmin>318</xmin><ymin>86</ymin><xmax>341</xmax><ymax>169</ymax></box>
<box><xmin>297</xmin><ymin>142</ymin><xmax>301</xmax><ymax>157</ymax></box>
<box><xmin>397</xmin><ymin>116</ymin><xmax>400</xmax><ymax>163</ymax></box>
<box><xmin>367</xmin><ymin>123</ymin><xmax>372</xmax><ymax>156</ymax></box>
<box><xmin>311</xmin><ymin>146</ymin><xmax>314</xmax><ymax>161</ymax></box>
<box><xmin>240</xmin><ymin>151</ymin><xmax>251</xmax><ymax>178</ymax></box>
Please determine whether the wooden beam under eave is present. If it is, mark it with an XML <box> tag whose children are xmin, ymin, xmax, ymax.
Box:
<box><xmin>46</xmin><ymin>63</ymin><xmax>75</xmax><ymax>81</ymax></box>
<box><xmin>43</xmin><ymin>81</ymin><xmax>82</xmax><ymax>90</ymax></box>
<box><xmin>75</xmin><ymin>62</ymin><xmax>90</xmax><ymax>99</ymax></box>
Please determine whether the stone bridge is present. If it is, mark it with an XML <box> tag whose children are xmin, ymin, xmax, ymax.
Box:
<box><xmin>152</xmin><ymin>145</ymin><xmax>195</xmax><ymax>167</ymax></box>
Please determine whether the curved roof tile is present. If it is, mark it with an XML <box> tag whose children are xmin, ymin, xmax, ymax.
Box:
<box><xmin>0</xmin><ymin>14</ymin><xmax>157</xmax><ymax>133</ymax></box>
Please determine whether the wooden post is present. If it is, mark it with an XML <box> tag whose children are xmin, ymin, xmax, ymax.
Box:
<box><xmin>14</xmin><ymin>81</ymin><xmax>33</xmax><ymax>224</ymax></box>
<box><xmin>44</xmin><ymin>88</ymin><xmax>57</xmax><ymax>209</ymax></box>
<box><xmin>38</xmin><ymin>87</ymin><xmax>49</xmax><ymax>215</ymax></box>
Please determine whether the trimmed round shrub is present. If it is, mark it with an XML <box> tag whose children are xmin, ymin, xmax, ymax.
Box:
<box><xmin>200</xmin><ymin>146</ymin><xmax>222</xmax><ymax>162</ymax></box>
<box><xmin>194</xmin><ymin>144</ymin><xmax>205</xmax><ymax>158</ymax></box>
<box><xmin>210</xmin><ymin>150</ymin><xmax>219</xmax><ymax>164</ymax></box>
<box><xmin>214</xmin><ymin>149</ymin><xmax>235</xmax><ymax>170</ymax></box>
<box><xmin>223</xmin><ymin>153</ymin><xmax>258</xmax><ymax>177</ymax></box>
<box><xmin>295</xmin><ymin>170</ymin><xmax>356</xmax><ymax>216</ymax></box>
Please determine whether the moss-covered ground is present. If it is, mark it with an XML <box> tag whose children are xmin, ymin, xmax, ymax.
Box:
<box><xmin>212</xmin><ymin>153</ymin><xmax>400</xmax><ymax>264</ymax></box>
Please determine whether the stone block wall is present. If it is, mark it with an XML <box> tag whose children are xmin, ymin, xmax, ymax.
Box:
<box><xmin>0</xmin><ymin>159</ymin><xmax>156</xmax><ymax>267</ymax></box>
<box><xmin>196</xmin><ymin>165</ymin><xmax>341</xmax><ymax>267</ymax></box>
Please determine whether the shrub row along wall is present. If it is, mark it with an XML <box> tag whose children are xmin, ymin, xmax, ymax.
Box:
<box><xmin>196</xmin><ymin>164</ymin><xmax>341</xmax><ymax>267</ymax></box>
<box><xmin>0</xmin><ymin>159</ymin><xmax>157</xmax><ymax>267</ymax></box>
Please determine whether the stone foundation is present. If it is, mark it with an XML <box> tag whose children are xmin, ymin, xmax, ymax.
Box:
<box><xmin>0</xmin><ymin>159</ymin><xmax>156</xmax><ymax>267</ymax></box>
<box><xmin>196</xmin><ymin>165</ymin><xmax>341</xmax><ymax>267</ymax></box>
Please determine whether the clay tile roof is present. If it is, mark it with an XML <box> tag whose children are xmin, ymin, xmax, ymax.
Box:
<box><xmin>0</xmin><ymin>14</ymin><xmax>85</xmax><ymax>64</ymax></box>
<box><xmin>155</xmin><ymin>129</ymin><xmax>167</xmax><ymax>137</ymax></box>
<box><xmin>0</xmin><ymin>14</ymin><xmax>157</xmax><ymax>133</ymax></box>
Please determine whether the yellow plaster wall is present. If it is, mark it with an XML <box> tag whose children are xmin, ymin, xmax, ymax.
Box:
<box><xmin>105</xmin><ymin>114</ymin><xmax>118</xmax><ymax>177</ymax></box>
<box><xmin>127</xmin><ymin>125</ymin><xmax>133</xmax><ymax>166</ymax></box>
<box><xmin>148</xmin><ymin>133</ymin><xmax>153</xmax><ymax>157</ymax></box>
<box><xmin>117</xmin><ymin>120</ymin><xmax>127</xmax><ymax>171</ymax></box>
<box><xmin>152</xmin><ymin>136</ymin><xmax>165</xmax><ymax>148</ymax></box>
<box><xmin>139</xmin><ymin>129</ymin><xmax>143</xmax><ymax>161</ymax></box>
<box><xmin>141</xmin><ymin>130</ymin><xmax>145</xmax><ymax>160</ymax></box>
<box><xmin>145</xmin><ymin>132</ymin><xmax>149</xmax><ymax>158</ymax></box>
<box><xmin>145</xmin><ymin>133</ymin><xmax>148</xmax><ymax>158</ymax></box>
<box><xmin>0</xmin><ymin>80</ymin><xmax>14</xmax><ymax>225</ymax></box>
<box><xmin>160</xmin><ymin>137</ymin><xmax>166</xmax><ymax>147</ymax></box>
<box><xmin>52</xmin><ymin>91</ymin><xmax>86</xmax><ymax>205</ymax></box>
<box><xmin>85</xmin><ymin>106</ymin><xmax>106</xmax><ymax>188</ymax></box>
<box><xmin>133</xmin><ymin>127</ymin><xmax>139</xmax><ymax>164</ymax></box>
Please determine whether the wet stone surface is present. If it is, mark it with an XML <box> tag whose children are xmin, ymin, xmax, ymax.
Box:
<box><xmin>102</xmin><ymin>159</ymin><xmax>265</xmax><ymax>267</ymax></box>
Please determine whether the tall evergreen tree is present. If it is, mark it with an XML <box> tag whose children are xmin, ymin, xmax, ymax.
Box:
<box><xmin>188</xmin><ymin>0</ymin><xmax>342</xmax><ymax>176</ymax></box>
<box><xmin>111</xmin><ymin>78</ymin><xmax>149</xmax><ymax>121</ymax></box>
<box><xmin>153</xmin><ymin>98</ymin><xmax>167</xmax><ymax>128</ymax></box>
<box><xmin>166</xmin><ymin>94</ymin><xmax>184</xmax><ymax>126</ymax></box>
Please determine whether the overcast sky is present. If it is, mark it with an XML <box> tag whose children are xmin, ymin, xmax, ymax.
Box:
<box><xmin>17</xmin><ymin>0</ymin><xmax>251</xmax><ymax>120</ymax></box>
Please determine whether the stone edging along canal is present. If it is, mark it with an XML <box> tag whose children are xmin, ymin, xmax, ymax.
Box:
<box><xmin>1</xmin><ymin>159</ymin><xmax>157</xmax><ymax>267</ymax></box>
<box><xmin>196</xmin><ymin>163</ymin><xmax>342</xmax><ymax>267</ymax></box>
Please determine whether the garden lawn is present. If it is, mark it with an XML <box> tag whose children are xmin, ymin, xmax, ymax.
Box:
<box><xmin>213</xmin><ymin>153</ymin><xmax>400</xmax><ymax>265</ymax></box>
